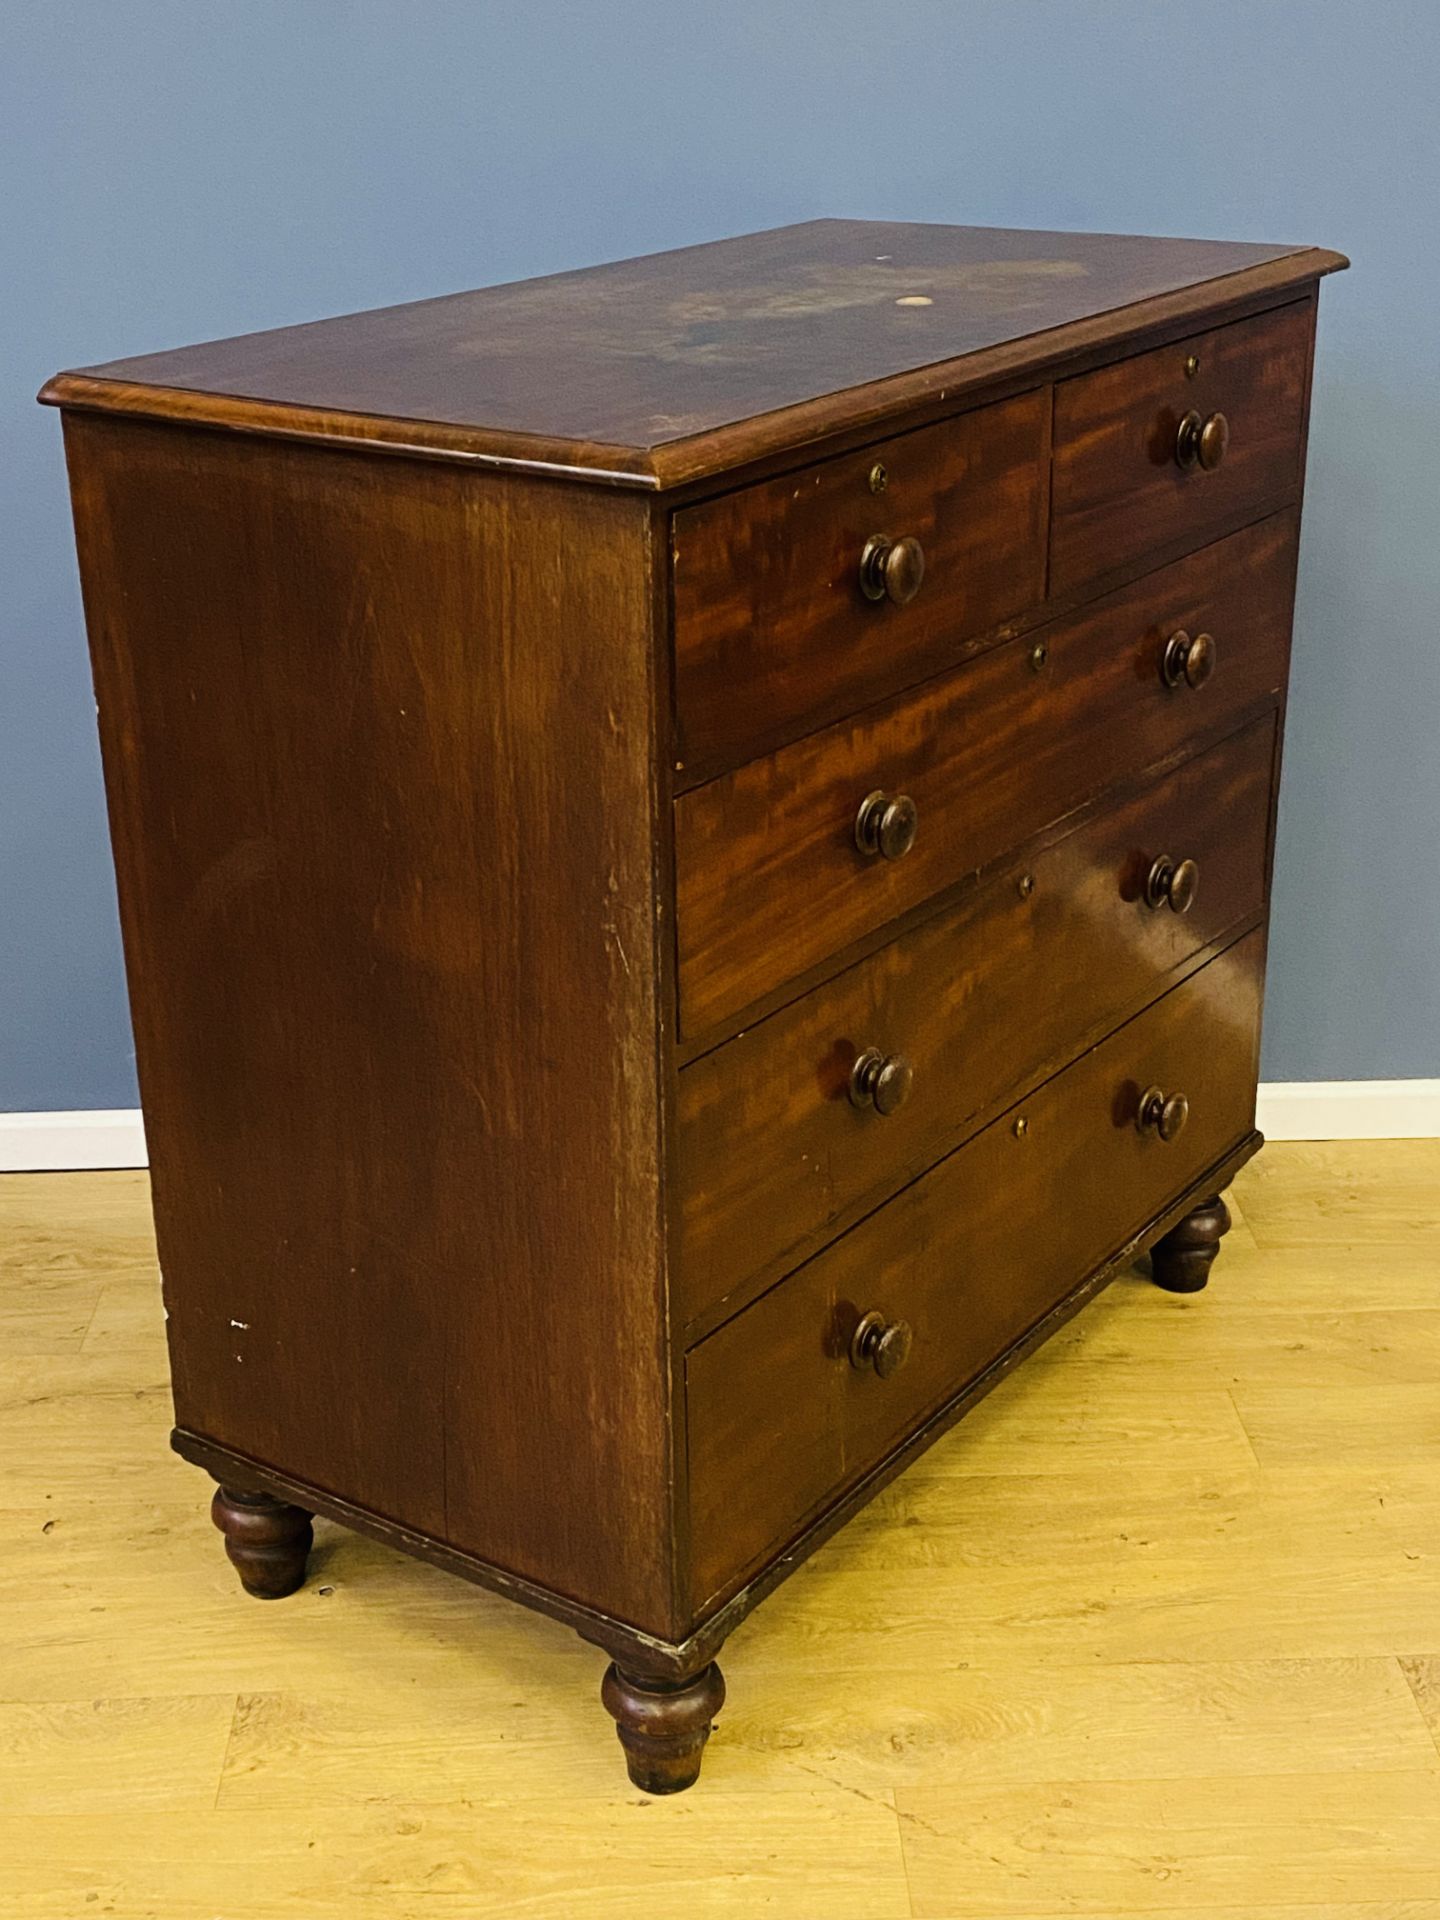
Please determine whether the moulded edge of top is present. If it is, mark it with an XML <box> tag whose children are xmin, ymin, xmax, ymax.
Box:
<box><xmin>37</xmin><ymin>246</ymin><xmax>1349</xmax><ymax>495</ymax></box>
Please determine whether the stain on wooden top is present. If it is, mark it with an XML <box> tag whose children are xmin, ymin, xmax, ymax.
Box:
<box><xmin>40</xmin><ymin>219</ymin><xmax>1346</xmax><ymax>489</ymax></box>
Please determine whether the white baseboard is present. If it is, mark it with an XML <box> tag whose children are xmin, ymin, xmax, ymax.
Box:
<box><xmin>1256</xmin><ymin>1079</ymin><xmax>1440</xmax><ymax>1142</ymax></box>
<box><xmin>0</xmin><ymin>1083</ymin><xmax>1435</xmax><ymax>1172</ymax></box>
<box><xmin>0</xmin><ymin>1109</ymin><xmax>148</xmax><ymax>1173</ymax></box>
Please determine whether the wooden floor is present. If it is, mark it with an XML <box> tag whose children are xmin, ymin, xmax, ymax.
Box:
<box><xmin>3</xmin><ymin>1143</ymin><xmax>1440</xmax><ymax>1916</ymax></box>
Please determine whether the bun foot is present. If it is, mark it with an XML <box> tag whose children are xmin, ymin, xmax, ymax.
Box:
<box><xmin>211</xmin><ymin>1484</ymin><xmax>313</xmax><ymax>1598</ymax></box>
<box><xmin>1151</xmin><ymin>1193</ymin><xmax>1231</xmax><ymax>1293</ymax></box>
<box><xmin>601</xmin><ymin>1660</ymin><xmax>725</xmax><ymax>1794</ymax></box>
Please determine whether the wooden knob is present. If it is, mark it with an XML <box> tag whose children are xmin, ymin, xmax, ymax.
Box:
<box><xmin>849</xmin><ymin>1048</ymin><xmax>914</xmax><ymax>1116</ymax></box>
<box><xmin>1137</xmin><ymin>1085</ymin><xmax>1190</xmax><ymax>1141</ymax></box>
<box><xmin>1176</xmin><ymin>409</ymin><xmax>1229</xmax><ymax>471</ymax></box>
<box><xmin>859</xmin><ymin>533</ymin><xmax>925</xmax><ymax>605</ymax></box>
<box><xmin>1144</xmin><ymin>855</ymin><xmax>1199</xmax><ymax>914</ymax></box>
<box><xmin>849</xmin><ymin>1309</ymin><xmax>913</xmax><ymax>1379</ymax></box>
<box><xmin>1198</xmin><ymin>411</ymin><xmax>1230</xmax><ymax>469</ymax></box>
<box><xmin>1161</xmin><ymin>629</ymin><xmax>1216</xmax><ymax>690</ymax></box>
<box><xmin>855</xmin><ymin>790</ymin><xmax>918</xmax><ymax>860</ymax></box>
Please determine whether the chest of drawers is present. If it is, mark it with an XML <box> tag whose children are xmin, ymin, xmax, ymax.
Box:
<box><xmin>43</xmin><ymin>218</ymin><xmax>1345</xmax><ymax>1793</ymax></box>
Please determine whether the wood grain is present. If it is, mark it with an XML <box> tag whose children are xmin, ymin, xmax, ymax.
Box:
<box><xmin>65</xmin><ymin>413</ymin><xmax>678</xmax><ymax>1635</ymax></box>
<box><xmin>40</xmin><ymin>220</ymin><xmax>1344</xmax><ymax>490</ymax></box>
<box><xmin>1239</xmin><ymin>1140</ymin><xmax>1440</xmax><ymax>1249</ymax></box>
<box><xmin>895</xmin><ymin>1770</ymin><xmax>1440</xmax><ymax>1915</ymax></box>
<box><xmin>673</xmin><ymin>389</ymin><xmax>1047</xmax><ymax>778</ymax></box>
<box><xmin>723</xmin><ymin>1656</ymin><xmax>1435</xmax><ymax>1792</ymax></box>
<box><xmin>676</xmin><ymin>716</ymin><xmax>1274</xmax><ymax>1329</ymax></box>
<box><xmin>676</xmin><ymin>513</ymin><xmax>1296</xmax><ymax>1036</ymax></box>
<box><xmin>1051</xmin><ymin>297</ymin><xmax>1313</xmax><ymax>591</ymax></box>
<box><xmin>686</xmin><ymin>934</ymin><xmax>1264</xmax><ymax>1611</ymax></box>
<box><xmin>0</xmin><ymin>1698</ymin><xmax>236</xmax><ymax>1814</ymax></box>
<box><xmin>0</xmin><ymin>1798</ymin><xmax>911</xmax><ymax>1917</ymax></box>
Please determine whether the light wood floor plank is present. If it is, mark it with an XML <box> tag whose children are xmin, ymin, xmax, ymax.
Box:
<box><xmin>78</xmin><ymin>1275</ymin><xmax>166</xmax><ymax>1357</ymax></box>
<box><xmin>1234</xmin><ymin>1382</ymin><xmax>1440</xmax><ymax>1467</ymax></box>
<box><xmin>832</xmin><ymin>1462</ymin><xmax>1440</xmax><ymax>1572</ymax></box>
<box><xmin>0</xmin><ymin>1798</ymin><xmax>911</xmax><ymax>1918</ymax></box>
<box><xmin>934</xmin><ymin>1907</ymin><xmax>1440</xmax><ymax>1920</ymax></box>
<box><xmin>730</xmin><ymin>1549</ymin><xmax>1440</xmax><ymax>1671</ymax></box>
<box><xmin>895</xmin><ymin>1769</ymin><xmax>1440</xmax><ymax>1915</ymax></box>
<box><xmin>899</xmin><ymin>1372</ymin><xmax>1261</xmax><ymax>1479</ymax></box>
<box><xmin>1160</xmin><ymin>1243</ymin><xmax>1440</xmax><ymax>1311</ymax></box>
<box><xmin>1237</xmin><ymin>1141</ymin><xmax>1440</xmax><ymax>1249</ymax></box>
<box><xmin>1032</xmin><ymin>1299</ymin><xmax>1440</xmax><ymax>1389</ymax></box>
<box><xmin>1398</xmin><ymin>1658</ymin><xmax>1440</xmax><ymax>1760</ymax></box>
<box><xmin>0</xmin><ymin>1696</ymin><xmax>236</xmax><ymax>1813</ymax></box>
<box><xmin>718</xmin><ymin>1656</ymin><xmax>1435</xmax><ymax>1792</ymax></box>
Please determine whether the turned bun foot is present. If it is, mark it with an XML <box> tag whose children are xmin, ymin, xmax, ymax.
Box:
<box><xmin>211</xmin><ymin>1485</ymin><xmax>313</xmax><ymax>1598</ymax></box>
<box><xmin>1150</xmin><ymin>1192</ymin><xmax>1231</xmax><ymax>1293</ymax></box>
<box><xmin>601</xmin><ymin>1660</ymin><xmax>725</xmax><ymax>1794</ymax></box>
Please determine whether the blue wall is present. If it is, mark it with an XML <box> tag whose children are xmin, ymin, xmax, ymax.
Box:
<box><xmin>3</xmin><ymin>1</ymin><xmax>1437</xmax><ymax>1107</ymax></box>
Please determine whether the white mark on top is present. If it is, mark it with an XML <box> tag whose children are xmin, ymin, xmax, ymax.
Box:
<box><xmin>895</xmin><ymin>295</ymin><xmax>933</xmax><ymax>307</ymax></box>
<box><xmin>229</xmin><ymin>1319</ymin><xmax>250</xmax><ymax>1330</ymax></box>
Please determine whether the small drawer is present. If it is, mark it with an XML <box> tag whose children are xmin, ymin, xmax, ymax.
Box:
<box><xmin>675</xmin><ymin>713</ymin><xmax>1275</xmax><ymax>1329</ymax></box>
<box><xmin>675</xmin><ymin>511</ymin><xmax>1296</xmax><ymax>1037</ymax></box>
<box><xmin>672</xmin><ymin>391</ymin><xmax>1048</xmax><ymax>781</ymax></box>
<box><xmin>685</xmin><ymin>928</ymin><xmax>1264</xmax><ymax>1610</ymax></box>
<box><xmin>1051</xmin><ymin>300</ymin><xmax>1311</xmax><ymax>594</ymax></box>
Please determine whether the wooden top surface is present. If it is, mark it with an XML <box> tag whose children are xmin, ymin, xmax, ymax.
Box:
<box><xmin>42</xmin><ymin>219</ymin><xmax>1345</xmax><ymax>489</ymax></box>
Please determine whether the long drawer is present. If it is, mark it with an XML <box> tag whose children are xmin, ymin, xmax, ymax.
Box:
<box><xmin>673</xmin><ymin>391</ymin><xmax>1048</xmax><ymax>780</ymax></box>
<box><xmin>685</xmin><ymin>927</ymin><xmax>1264</xmax><ymax>1610</ymax></box>
<box><xmin>675</xmin><ymin>512</ymin><xmax>1296</xmax><ymax>1037</ymax></box>
<box><xmin>675</xmin><ymin>714</ymin><xmax>1275</xmax><ymax>1329</ymax></box>
<box><xmin>1051</xmin><ymin>299</ymin><xmax>1311</xmax><ymax>594</ymax></box>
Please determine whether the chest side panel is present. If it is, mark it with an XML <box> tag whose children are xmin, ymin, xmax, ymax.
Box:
<box><xmin>64</xmin><ymin>416</ymin><xmax>677</xmax><ymax>1634</ymax></box>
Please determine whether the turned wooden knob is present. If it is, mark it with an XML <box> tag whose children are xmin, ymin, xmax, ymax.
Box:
<box><xmin>848</xmin><ymin>1048</ymin><xmax>914</xmax><ymax>1115</ymax></box>
<box><xmin>849</xmin><ymin>1309</ymin><xmax>913</xmax><ymax>1378</ymax></box>
<box><xmin>1137</xmin><ymin>1085</ymin><xmax>1190</xmax><ymax>1141</ymax></box>
<box><xmin>1176</xmin><ymin>408</ymin><xmax>1229</xmax><ymax>471</ymax></box>
<box><xmin>1144</xmin><ymin>854</ymin><xmax>1200</xmax><ymax>914</ymax></box>
<box><xmin>1161</xmin><ymin>628</ymin><xmax>1216</xmax><ymax>690</ymax></box>
<box><xmin>859</xmin><ymin>533</ymin><xmax>925</xmax><ymax>605</ymax></box>
<box><xmin>855</xmin><ymin>789</ymin><xmax>918</xmax><ymax>860</ymax></box>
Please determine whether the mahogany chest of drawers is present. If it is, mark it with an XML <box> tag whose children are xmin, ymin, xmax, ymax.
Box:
<box><xmin>44</xmin><ymin>218</ymin><xmax>1346</xmax><ymax>1792</ymax></box>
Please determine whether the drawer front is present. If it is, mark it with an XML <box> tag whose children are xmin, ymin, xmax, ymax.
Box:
<box><xmin>676</xmin><ymin>511</ymin><xmax>1296</xmax><ymax>1036</ymax></box>
<box><xmin>1051</xmin><ymin>300</ymin><xmax>1311</xmax><ymax>594</ymax></box>
<box><xmin>675</xmin><ymin>714</ymin><xmax>1275</xmax><ymax>1329</ymax></box>
<box><xmin>686</xmin><ymin>929</ymin><xmax>1264</xmax><ymax>1609</ymax></box>
<box><xmin>673</xmin><ymin>391</ymin><xmax>1048</xmax><ymax>781</ymax></box>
